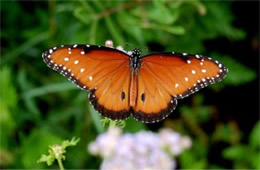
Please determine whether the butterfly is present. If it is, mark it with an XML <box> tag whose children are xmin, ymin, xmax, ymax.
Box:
<box><xmin>42</xmin><ymin>43</ymin><xmax>228</xmax><ymax>123</ymax></box>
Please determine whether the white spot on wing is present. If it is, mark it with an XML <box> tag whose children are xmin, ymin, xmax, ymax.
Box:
<box><xmin>73</xmin><ymin>44</ymin><xmax>77</xmax><ymax>48</ymax></box>
<box><xmin>89</xmin><ymin>76</ymin><xmax>93</xmax><ymax>81</ymax></box>
<box><xmin>192</xmin><ymin>70</ymin><xmax>196</xmax><ymax>74</ymax></box>
<box><xmin>187</xmin><ymin>60</ymin><xmax>191</xmax><ymax>64</ymax></box>
<box><xmin>201</xmin><ymin>69</ymin><xmax>206</xmax><ymax>73</ymax></box>
<box><xmin>185</xmin><ymin>77</ymin><xmax>188</xmax><ymax>81</ymax></box>
<box><xmin>175</xmin><ymin>83</ymin><xmax>179</xmax><ymax>88</ymax></box>
<box><xmin>80</xmin><ymin>68</ymin><xmax>85</xmax><ymax>72</ymax></box>
<box><xmin>49</xmin><ymin>49</ymin><xmax>53</xmax><ymax>54</ymax></box>
<box><xmin>64</xmin><ymin>57</ymin><xmax>69</xmax><ymax>61</ymax></box>
<box><xmin>81</xmin><ymin>51</ymin><xmax>85</xmax><ymax>55</ymax></box>
<box><xmin>74</xmin><ymin>60</ymin><xmax>79</xmax><ymax>64</ymax></box>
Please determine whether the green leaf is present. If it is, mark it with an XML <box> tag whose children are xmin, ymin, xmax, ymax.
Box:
<box><xmin>212</xmin><ymin>54</ymin><xmax>257</xmax><ymax>86</ymax></box>
<box><xmin>38</xmin><ymin>137</ymin><xmax>80</xmax><ymax>168</ymax></box>
<box><xmin>104</xmin><ymin>16</ymin><xmax>125</xmax><ymax>45</ymax></box>
<box><xmin>222</xmin><ymin>145</ymin><xmax>246</xmax><ymax>160</ymax></box>
<box><xmin>250</xmin><ymin>152</ymin><xmax>260</xmax><ymax>169</ymax></box>
<box><xmin>21</xmin><ymin>129</ymin><xmax>62</xmax><ymax>168</ymax></box>
<box><xmin>37</xmin><ymin>154</ymin><xmax>55</xmax><ymax>166</ymax></box>
<box><xmin>117</xmin><ymin>11</ymin><xmax>145</xmax><ymax>45</ymax></box>
<box><xmin>0</xmin><ymin>67</ymin><xmax>17</xmax><ymax>139</ymax></box>
<box><xmin>22</xmin><ymin>82</ymin><xmax>78</xmax><ymax>99</ymax></box>
<box><xmin>73</xmin><ymin>7</ymin><xmax>95</xmax><ymax>25</ymax></box>
<box><xmin>147</xmin><ymin>1</ymin><xmax>179</xmax><ymax>25</ymax></box>
<box><xmin>249</xmin><ymin>121</ymin><xmax>260</xmax><ymax>148</ymax></box>
<box><xmin>0</xmin><ymin>67</ymin><xmax>17</xmax><ymax>108</ymax></box>
<box><xmin>212</xmin><ymin>123</ymin><xmax>241</xmax><ymax>143</ymax></box>
<box><xmin>1</xmin><ymin>32</ymin><xmax>49</xmax><ymax>65</ymax></box>
<box><xmin>179</xmin><ymin>151</ymin><xmax>207</xmax><ymax>169</ymax></box>
<box><xmin>62</xmin><ymin>137</ymin><xmax>80</xmax><ymax>148</ymax></box>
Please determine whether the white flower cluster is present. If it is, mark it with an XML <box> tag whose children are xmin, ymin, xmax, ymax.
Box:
<box><xmin>88</xmin><ymin>127</ymin><xmax>192</xmax><ymax>170</ymax></box>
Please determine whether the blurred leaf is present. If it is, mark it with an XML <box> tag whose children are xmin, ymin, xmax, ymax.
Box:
<box><xmin>22</xmin><ymin>82</ymin><xmax>78</xmax><ymax>99</ymax></box>
<box><xmin>249</xmin><ymin>121</ymin><xmax>260</xmax><ymax>148</ymax></box>
<box><xmin>124</xmin><ymin>118</ymin><xmax>146</xmax><ymax>133</ymax></box>
<box><xmin>147</xmin><ymin>1</ymin><xmax>178</xmax><ymax>25</ymax></box>
<box><xmin>179</xmin><ymin>150</ymin><xmax>207</xmax><ymax>169</ymax></box>
<box><xmin>20</xmin><ymin>129</ymin><xmax>62</xmax><ymax>168</ymax></box>
<box><xmin>250</xmin><ymin>152</ymin><xmax>260</xmax><ymax>169</ymax></box>
<box><xmin>213</xmin><ymin>123</ymin><xmax>241</xmax><ymax>143</ymax></box>
<box><xmin>222</xmin><ymin>145</ymin><xmax>246</xmax><ymax>160</ymax></box>
<box><xmin>0</xmin><ymin>67</ymin><xmax>17</xmax><ymax>108</ymax></box>
<box><xmin>1</xmin><ymin>32</ymin><xmax>49</xmax><ymax>66</ymax></box>
<box><xmin>203</xmin><ymin>2</ymin><xmax>246</xmax><ymax>40</ymax></box>
<box><xmin>73</xmin><ymin>7</ymin><xmax>95</xmax><ymax>25</ymax></box>
<box><xmin>0</xmin><ymin>67</ymin><xmax>17</xmax><ymax>147</ymax></box>
<box><xmin>104</xmin><ymin>17</ymin><xmax>125</xmax><ymax>45</ymax></box>
<box><xmin>87</xmin><ymin>102</ymin><xmax>104</xmax><ymax>134</ymax></box>
<box><xmin>212</xmin><ymin>54</ymin><xmax>257</xmax><ymax>86</ymax></box>
<box><xmin>38</xmin><ymin>137</ymin><xmax>80</xmax><ymax>166</ymax></box>
<box><xmin>0</xmin><ymin>148</ymin><xmax>14</xmax><ymax>167</ymax></box>
<box><xmin>117</xmin><ymin>11</ymin><xmax>145</xmax><ymax>45</ymax></box>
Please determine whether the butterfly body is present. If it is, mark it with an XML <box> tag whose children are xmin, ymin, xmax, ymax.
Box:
<box><xmin>43</xmin><ymin>44</ymin><xmax>228</xmax><ymax>123</ymax></box>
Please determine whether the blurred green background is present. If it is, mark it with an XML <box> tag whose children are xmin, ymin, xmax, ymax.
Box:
<box><xmin>0</xmin><ymin>0</ymin><xmax>259</xmax><ymax>169</ymax></box>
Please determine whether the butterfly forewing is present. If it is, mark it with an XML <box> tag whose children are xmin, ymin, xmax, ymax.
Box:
<box><xmin>43</xmin><ymin>45</ymin><xmax>131</xmax><ymax>120</ymax></box>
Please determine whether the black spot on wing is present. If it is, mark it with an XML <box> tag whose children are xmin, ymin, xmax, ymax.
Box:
<box><xmin>89</xmin><ymin>89</ymin><xmax>131</xmax><ymax>121</ymax></box>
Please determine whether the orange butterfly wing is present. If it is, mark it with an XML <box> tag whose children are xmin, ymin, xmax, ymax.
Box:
<box><xmin>43</xmin><ymin>45</ymin><xmax>131</xmax><ymax>120</ymax></box>
<box><xmin>132</xmin><ymin>52</ymin><xmax>228</xmax><ymax>123</ymax></box>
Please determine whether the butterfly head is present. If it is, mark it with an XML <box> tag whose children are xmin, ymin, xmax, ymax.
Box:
<box><xmin>132</xmin><ymin>48</ymin><xmax>142</xmax><ymax>58</ymax></box>
<box><xmin>130</xmin><ymin>48</ymin><xmax>142</xmax><ymax>70</ymax></box>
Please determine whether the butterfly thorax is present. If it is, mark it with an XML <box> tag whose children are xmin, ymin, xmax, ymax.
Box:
<box><xmin>130</xmin><ymin>48</ymin><xmax>142</xmax><ymax>70</ymax></box>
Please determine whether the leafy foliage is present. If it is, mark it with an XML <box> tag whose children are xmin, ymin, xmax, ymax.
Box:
<box><xmin>222</xmin><ymin>122</ymin><xmax>260</xmax><ymax>169</ymax></box>
<box><xmin>38</xmin><ymin>137</ymin><xmax>80</xmax><ymax>169</ymax></box>
<box><xmin>0</xmin><ymin>0</ymin><xmax>258</xmax><ymax>169</ymax></box>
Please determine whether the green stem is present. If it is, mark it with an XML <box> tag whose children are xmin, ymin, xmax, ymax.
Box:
<box><xmin>57</xmin><ymin>158</ymin><xmax>65</xmax><ymax>170</ymax></box>
<box><xmin>109</xmin><ymin>120</ymin><xmax>116</xmax><ymax>128</ymax></box>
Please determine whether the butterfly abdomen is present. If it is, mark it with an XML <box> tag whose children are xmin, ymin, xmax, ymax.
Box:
<box><xmin>129</xmin><ymin>72</ymin><xmax>138</xmax><ymax>107</ymax></box>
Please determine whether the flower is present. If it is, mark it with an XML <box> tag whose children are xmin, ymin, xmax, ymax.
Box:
<box><xmin>88</xmin><ymin>127</ymin><xmax>192</xmax><ymax>170</ymax></box>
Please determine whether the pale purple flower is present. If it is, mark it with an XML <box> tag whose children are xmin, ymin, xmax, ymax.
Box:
<box><xmin>88</xmin><ymin>127</ymin><xmax>192</xmax><ymax>170</ymax></box>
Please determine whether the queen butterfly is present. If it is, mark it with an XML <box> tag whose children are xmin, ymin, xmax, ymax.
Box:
<box><xmin>42</xmin><ymin>41</ymin><xmax>228</xmax><ymax>123</ymax></box>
